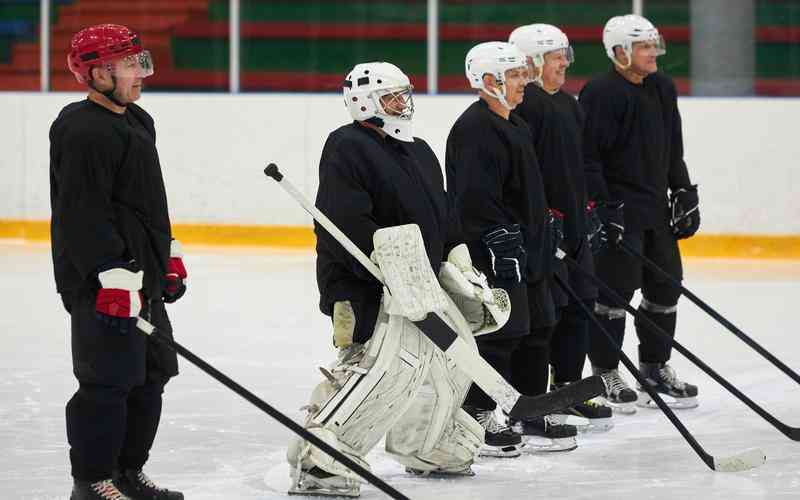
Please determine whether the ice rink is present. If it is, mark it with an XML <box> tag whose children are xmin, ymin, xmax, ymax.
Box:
<box><xmin>2</xmin><ymin>242</ymin><xmax>799</xmax><ymax>500</ymax></box>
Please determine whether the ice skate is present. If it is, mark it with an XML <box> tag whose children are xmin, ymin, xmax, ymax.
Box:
<box><xmin>637</xmin><ymin>362</ymin><xmax>699</xmax><ymax>409</ymax></box>
<box><xmin>593</xmin><ymin>366</ymin><xmax>638</xmax><ymax>414</ymax></box>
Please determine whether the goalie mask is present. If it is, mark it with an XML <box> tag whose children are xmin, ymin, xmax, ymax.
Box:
<box><xmin>509</xmin><ymin>24</ymin><xmax>574</xmax><ymax>87</ymax></box>
<box><xmin>602</xmin><ymin>14</ymin><xmax>666</xmax><ymax>70</ymax></box>
<box><xmin>344</xmin><ymin>62</ymin><xmax>415</xmax><ymax>142</ymax></box>
<box><xmin>464</xmin><ymin>41</ymin><xmax>528</xmax><ymax>110</ymax></box>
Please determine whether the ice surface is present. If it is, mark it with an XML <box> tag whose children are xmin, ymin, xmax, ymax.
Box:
<box><xmin>1</xmin><ymin>242</ymin><xmax>799</xmax><ymax>499</ymax></box>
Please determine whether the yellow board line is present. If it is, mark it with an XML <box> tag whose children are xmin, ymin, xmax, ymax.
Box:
<box><xmin>2</xmin><ymin>219</ymin><xmax>800</xmax><ymax>259</ymax></box>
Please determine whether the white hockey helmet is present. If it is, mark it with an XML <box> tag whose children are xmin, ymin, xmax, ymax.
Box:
<box><xmin>509</xmin><ymin>24</ymin><xmax>574</xmax><ymax>69</ymax></box>
<box><xmin>602</xmin><ymin>14</ymin><xmax>666</xmax><ymax>69</ymax></box>
<box><xmin>343</xmin><ymin>61</ymin><xmax>414</xmax><ymax>142</ymax></box>
<box><xmin>464</xmin><ymin>41</ymin><xmax>527</xmax><ymax>110</ymax></box>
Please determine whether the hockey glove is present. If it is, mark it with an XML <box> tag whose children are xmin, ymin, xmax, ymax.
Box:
<box><xmin>670</xmin><ymin>185</ymin><xmax>700</xmax><ymax>240</ymax></box>
<box><xmin>95</xmin><ymin>260</ymin><xmax>143</xmax><ymax>334</ymax></box>
<box><xmin>547</xmin><ymin>208</ymin><xmax>565</xmax><ymax>257</ymax></box>
<box><xmin>585</xmin><ymin>201</ymin><xmax>604</xmax><ymax>253</ymax></box>
<box><xmin>481</xmin><ymin>224</ymin><xmax>527</xmax><ymax>287</ymax></box>
<box><xmin>438</xmin><ymin>244</ymin><xmax>511</xmax><ymax>335</ymax></box>
<box><xmin>163</xmin><ymin>239</ymin><xmax>187</xmax><ymax>303</ymax></box>
<box><xmin>594</xmin><ymin>200</ymin><xmax>625</xmax><ymax>252</ymax></box>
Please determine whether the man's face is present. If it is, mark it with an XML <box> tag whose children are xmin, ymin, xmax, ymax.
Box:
<box><xmin>91</xmin><ymin>60</ymin><xmax>143</xmax><ymax>104</ymax></box>
<box><xmin>379</xmin><ymin>87</ymin><xmax>413</xmax><ymax>118</ymax></box>
<box><xmin>626</xmin><ymin>40</ymin><xmax>660</xmax><ymax>75</ymax></box>
<box><xmin>502</xmin><ymin>66</ymin><xmax>529</xmax><ymax>108</ymax></box>
<box><xmin>541</xmin><ymin>49</ymin><xmax>571</xmax><ymax>91</ymax></box>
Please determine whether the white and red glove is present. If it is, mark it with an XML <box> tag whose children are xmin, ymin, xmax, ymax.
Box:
<box><xmin>96</xmin><ymin>263</ymin><xmax>144</xmax><ymax>334</ymax></box>
<box><xmin>164</xmin><ymin>239</ymin><xmax>187</xmax><ymax>303</ymax></box>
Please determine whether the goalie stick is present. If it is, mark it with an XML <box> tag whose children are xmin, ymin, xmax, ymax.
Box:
<box><xmin>553</xmin><ymin>273</ymin><xmax>765</xmax><ymax>472</ymax></box>
<box><xmin>133</xmin><ymin>318</ymin><xmax>410</xmax><ymax>500</ymax></box>
<box><xmin>620</xmin><ymin>240</ymin><xmax>800</xmax><ymax>386</ymax></box>
<box><xmin>559</xmin><ymin>249</ymin><xmax>800</xmax><ymax>442</ymax></box>
<box><xmin>264</xmin><ymin>162</ymin><xmax>604</xmax><ymax>420</ymax></box>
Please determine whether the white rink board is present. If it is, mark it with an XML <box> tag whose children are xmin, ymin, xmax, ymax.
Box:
<box><xmin>2</xmin><ymin>92</ymin><xmax>799</xmax><ymax>233</ymax></box>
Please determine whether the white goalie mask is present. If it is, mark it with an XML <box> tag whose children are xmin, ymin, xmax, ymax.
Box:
<box><xmin>343</xmin><ymin>62</ymin><xmax>415</xmax><ymax>142</ymax></box>
<box><xmin>509</xmin><ymin>24</ymin><xmax>574</xmax><ymax>87</ymax></box>
<box><xmin>603</xmin><ymin>14</ymin><xmax>666</xmax><ymax>69</ymax></box>
<box><xmin>464</xmin><ymin>41</ymin><xmax>527</xmax><ymax>110</ymax></box>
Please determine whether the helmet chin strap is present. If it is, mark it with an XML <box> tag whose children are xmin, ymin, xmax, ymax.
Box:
<box><xmin>90</xmin><ymin>75</ymin><xmax>127</xmax><ymax>108</ymax></box>
<box><xmin>488</xmin><ymin>81</ymin><xmax>513</xmax><ymax>110</ymax></box>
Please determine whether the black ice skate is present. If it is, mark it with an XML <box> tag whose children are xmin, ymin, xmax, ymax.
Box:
<box><xmin>509</xmin><ymin>414</ymin><xmax>578</xmax><ymax>452</ymax></box>
<box><xmin>463</xmin><ymin>405</ymin><xmax>522</xmax><ymax>458</ymax></box>
<box><xmin>71</xmin><ymin>478</ymin><xmax>130</xmax><ymax>500</ymax></box>
<box><xmin>551</xmin><ymin>383</ymin><xmax>614</xmax><ymax>433</ymax></box>
<box><xmin>636</xmin><ymin>362</ymin><xmax>699</xmax><ymax>409</ymax></box>
<box><xmin>113</xmin><ymin>469</ymin><xmax>183</xmax><ymax>500</ymax></box>
<box><xmin>593</xmin><ymin>366</ymin><xmax>638</xmax><ymax>414</ymax></box>
<box><xmin>288</xmin><ymin>465</ymin><xmax>360</xmax><ymax>497</ymax></box>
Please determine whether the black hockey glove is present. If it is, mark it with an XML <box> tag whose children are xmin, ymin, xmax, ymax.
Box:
<box><xmin>481</xmin><ymin>224</ymin><xmax>527</xmax><ymax>287</ymax></box>
<box><xmin>592</xmin><ymin>200</ymin><xmax>625</xmax><ymax>253</ymax></box>
<box><xmin>585</xmin><ymin>201</ymin><xmax>604</xmax><ymax>253</ymax></box>
<box><xmin>670</xmin><ymin>185</ymin><xmax>700</xmax><ymax>240</ymax></box>
<box><xmin>546</xmin><ymin>208</ymin><xmax>565</xmax><ymax>257</ymax></box>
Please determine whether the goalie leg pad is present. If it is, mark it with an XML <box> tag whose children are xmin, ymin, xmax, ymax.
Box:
<box><xmin>373</xmin><ymin>224</ymin><xmax>450</xmax><ymax>321</ymax></box>
<box><xmin>288</xmin><ymin>311</ymin><xmax>435</xmax><ymax>479</ymax></box>
<box><xmin>385</xmin><ymin>302</ymin><xmax>483</xmax><ymax>472</ymax></box>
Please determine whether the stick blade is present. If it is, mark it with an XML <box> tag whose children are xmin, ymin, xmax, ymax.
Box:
<box><xmin>508</xmin><ymin>375</ymin><xmax>605</xmax><ymax>419</ymax></box>
<box><xmin>713</xmin><ymin>448</ymin><xmax>766</xmax><ymax>472</ymax></box>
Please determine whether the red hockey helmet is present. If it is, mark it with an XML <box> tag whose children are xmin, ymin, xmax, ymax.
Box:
<box><xmin>67</xmin><ymin>24</ymin><xmax>154</xmax><ymax>84</ymax></box>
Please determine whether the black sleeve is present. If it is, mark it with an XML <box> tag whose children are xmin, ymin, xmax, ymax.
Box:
<box><xmin>665</xmin><ymin>80</ymin><xmax>692</xmax><ymax>190</ymax></box>
<box><xmin>315</xmin><ymin>139</ymin><xmax>381</xmax><ymax>282</ymax></box>
<box><xmin>445</xmin><ymin>132</ymin><xmax>503</xmax><ymax>242</ymax></box>
<box><xmin>55</xmin><ymin>128</ymin><xmax>127</xmax><ymax>280</ymax></box>
<box><xmin>579</xmin><ymin>84</ymin><xmax>619</xmax><ymax>202</ymax></box>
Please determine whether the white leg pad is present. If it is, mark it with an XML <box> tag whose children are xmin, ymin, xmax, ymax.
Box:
<box><xmin>288</xmin><ymin>310</ymin><xmax>434</xmax><ymax>480</ymax></box>
<box><xmin>385</xmin><ymin>301</ymin><xmax>483</xmax><ymax>472</ymax></box>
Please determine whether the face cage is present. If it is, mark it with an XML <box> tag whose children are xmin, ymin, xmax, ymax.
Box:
<box><xmin>105</xmin><ymin>50</ymin><xmax>155</xmax><ymax>79</ymax></box>
<box><xmin>374</xmin><ymin>86</ymin><xmax>414</xmax><ymax>121</ymax></box>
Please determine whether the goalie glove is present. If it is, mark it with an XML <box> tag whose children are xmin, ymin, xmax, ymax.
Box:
<box><xmin>438</xmin><ymin>244</ymin><xmax>511</xmax><ymax>336</ymax></box>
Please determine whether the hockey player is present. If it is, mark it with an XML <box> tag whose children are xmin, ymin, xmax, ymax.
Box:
<box><xmin>50</xmin><ymin>25</ymin><xmax>185</xmax><ymax>500</ymax></box>
<box><xmin>580</xmin><ymin>15</ymin><xmax>701</xmax><ymax>413</ymax></box>
<box><xmin>509</xmin><ymin>24</ymin><xmax>613</xmax><ymax>442</ymax></box>
<box><xmin>287</xmin><ymin>61</ymin><xmax>510</xmax><ymax>497</ymax></box>
<box><xmin>447</xmin><ymin>42</ymin><xmax>561</xmax><ymax>457</ymax></box>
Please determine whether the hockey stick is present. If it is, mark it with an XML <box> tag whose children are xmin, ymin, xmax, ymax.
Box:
<box><xmin>552</xmin><ymin>273</ymin><xmax>765</xmax><ymax>472</ymax></box>
<box><xmin>619</xmin><ymin>240</ymin><xmax>800</xmax><ymax>385</ymax></box>
<box><xmin>134</xmin><ymin>318</ymin><xmax>409</xmax><ymax>500</ymax></box>
<box><xmin>560</xmin><ymin>251</ymin><xmax>800</xmax><ymax>441</ymax></box>
<box><xmin>264</xmin><ymin>162</ymin><xmax>604</xmax><ymax>419</ymax></box>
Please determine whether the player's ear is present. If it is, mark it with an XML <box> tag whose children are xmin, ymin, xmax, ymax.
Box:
<box><xmin>482</xmin><ymin>73</ymin><xmax>497</xmax><ymax>91</ymax></box>
<box><xmin>613</xmin><ymin>46</ymin><xmax>628</xmax><ymax>66</ymax></box>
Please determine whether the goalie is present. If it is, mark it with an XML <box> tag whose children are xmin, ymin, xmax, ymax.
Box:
<box><xmin>286</xmin><ymin>61</ymin><xmax>511</xmax><ymax>497</ymax></box>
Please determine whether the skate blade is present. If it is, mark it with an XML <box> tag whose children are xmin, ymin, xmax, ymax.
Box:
<box><xmin>288</xmin><ymin>486</ymin><xmax>360</xmax><ymax>497</ymax></box>
<box><xmin>406</xmin><ymin>466</ymin><xmax>476</xmax><ymax>477</ymax></box>
<box><xmin>522</xmin><ymin>436</ymin><xmax>578</xmax><ymax>453</ymax></box>
<box><xmin>575</xmin><ymin>417</ymin><xmax>614</xmax><ymax>434</ymax></box>
<box><xmin>597</xmin><ymin>397</ymin><xmax>637</xmax><ymax>415</ymax></box>
<box><xmin>478</xmin><ymin>443</ymin><xmax>523</xmax><ymax>458</ymax></box>
<box><xmin>637</xmin><ymin>392</ymin><xmax>699</xmax><ymax>410</ymax></box>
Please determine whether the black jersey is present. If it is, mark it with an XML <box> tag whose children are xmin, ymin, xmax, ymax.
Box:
<box><xmin>446</xmin><ymin>99</ymin><xmax>550</xmax><ymax>284</ymax></box>
<box><xmin>49</xmin><ymin>99</ymin><xmax>172</xmax><ymax>298</ymax></box>
<box><xmin>513</xmin><ymin>84</ymin><xmax>588</xmax><ymax>254</ymax></box>
<box><xmin>315</xmin><ymin>122</ymin><xmax>458</xmax><ymax>343</ymax></box>
<box><xmin>579</xmin><ymin>69</ymin><xmax>692</xmax><ymax>231</ymax></box>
